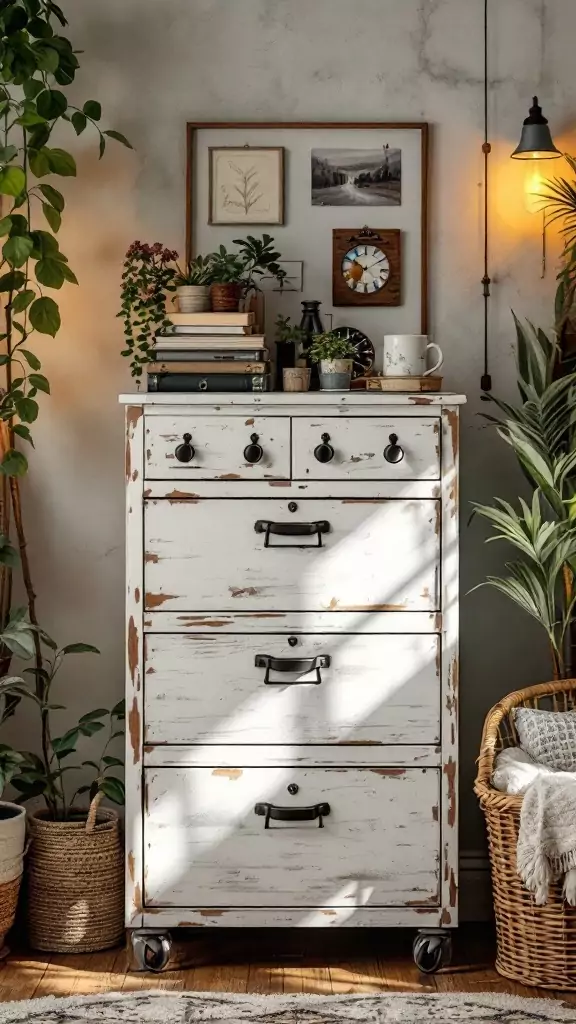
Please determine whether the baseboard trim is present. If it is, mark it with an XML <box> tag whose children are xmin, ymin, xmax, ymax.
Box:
<box><xmin>459</xmin><ymin>850</ymin><xmax>493</xmax><ymax>922</ymax></box>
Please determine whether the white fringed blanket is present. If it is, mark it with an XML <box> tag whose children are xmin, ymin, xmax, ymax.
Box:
<box><xmin>493</xmin><ymin>746</ymin><xmax>576</xmax><ymax>904</ymax></box>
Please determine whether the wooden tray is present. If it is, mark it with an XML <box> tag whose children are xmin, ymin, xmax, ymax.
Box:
<box><xmin>361</xmin><ymin>375</ymin><xmax>443</xmax><ymax>393</ymax></box>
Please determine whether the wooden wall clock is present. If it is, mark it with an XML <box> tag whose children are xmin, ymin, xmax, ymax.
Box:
<box><xmin>332</xmin><ymin>227</ymin><xmax>401</xmax><ymax>307</ymax></box>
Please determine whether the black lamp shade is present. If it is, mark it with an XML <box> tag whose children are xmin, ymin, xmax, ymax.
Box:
<box><xmin>511</xmin><ymin>96</ymin><xmax>561</xmax><ymax>160</ymax></box>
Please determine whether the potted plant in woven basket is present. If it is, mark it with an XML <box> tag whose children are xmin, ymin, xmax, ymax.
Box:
<box><xmin>208</xmin><ymin>234</ymin><xmax>285</xmax><ymax>312</ymax></box>
<box><xmin>0</xmin><ymin>635</ymin><xmax>125</xmax><ymax>954</ymax></box>
<box><xmin>472</xmin><ymin>316</ymin><xmax>576</xmax><ymax>989</ymax></box>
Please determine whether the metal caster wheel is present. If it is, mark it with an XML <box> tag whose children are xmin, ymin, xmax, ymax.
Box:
<box><xmin>413</xmin><ymin>931</ymin><xmax>452</xmax><ymax>974</ymax></box>
<box><xmin>131</xmin><ymin>930</ymin><xmax>172</xmax><ymax>973</ymax></box>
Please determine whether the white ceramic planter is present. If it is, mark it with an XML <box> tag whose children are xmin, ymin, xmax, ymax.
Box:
<box><xmin>319</xmin><ymin>358</ymin><xmax>353</xmax><ymax>391</ymax></box>
<box><xmin>176</xmin><ymin>285</ymin><xmax>210</xmax><ymax>314</ymax></box>
<box><xmin>0</xmin><ymin>802</ymin><xmax>26</xmax><ymax>949</ymax></box>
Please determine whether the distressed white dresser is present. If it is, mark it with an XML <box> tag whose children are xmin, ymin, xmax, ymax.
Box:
<box><xmin>121</xmin><ymin>391</ymin><xmax>464</xmax><ymax>973</ymax></box>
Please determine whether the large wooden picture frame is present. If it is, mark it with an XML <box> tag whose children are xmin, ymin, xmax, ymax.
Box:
<box><xmin>186</xmin><ymin>122</ymin><xmax>429</xmax><ymax>333</ymax></box>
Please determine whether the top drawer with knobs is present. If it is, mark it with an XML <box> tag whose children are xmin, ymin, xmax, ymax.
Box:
<box><xmin>145</xmin><ymin>415</ymin><xmax>290</xmax><ymax>480</ymax></box>
<box><xmin>292</xmin><ymin>417</ymin><xmax>440</xmax><ymax>480</ymax></box>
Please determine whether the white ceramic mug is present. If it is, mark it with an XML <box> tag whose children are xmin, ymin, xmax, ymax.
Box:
<box><xmin>383</xmin><ymin>335</ymin><xmax>443</xmax><ymax>377</ymax></box>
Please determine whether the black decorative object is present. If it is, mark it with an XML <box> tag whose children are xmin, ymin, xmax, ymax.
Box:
<box><xmin>300</xmin><ymin>300</ymin><xmax>324</xmax><ymax>390</ymax></box>
<box><xmin>275</xmin><ymin>340</ymin><xmax>296</xmax><ymax>391</ymax></box>
<box><xmin>332</xmin><ymin>326</ymin><xmax>375</xmax><ymax>379</ymax></box>
<box><xmin>175</xmin><ymin>433</ymin><xmax>195</xmax><ymax>463</ymax></box>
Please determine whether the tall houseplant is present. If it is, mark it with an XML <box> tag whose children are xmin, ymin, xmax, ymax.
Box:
<box><xmin>472</xmin><ymin>317</ymin><xmax>576</xmax><ymax>679</ymax></box>
<box><xmin>540</xmin><ymin>154</ymin><xmax>576</xmax><ymax>360</ymax></box>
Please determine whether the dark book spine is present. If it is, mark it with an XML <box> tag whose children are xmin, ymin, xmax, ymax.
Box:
<box><xmin>147</xmin><ymin>373</ymin><xmax>272</xmax><ymax>393</ymax></box>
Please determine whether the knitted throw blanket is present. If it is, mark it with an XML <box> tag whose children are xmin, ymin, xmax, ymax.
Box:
<box><xmin>518</xmin><ymin>772</ymin><xmax>576</xmax><ymax>905</ymax></box>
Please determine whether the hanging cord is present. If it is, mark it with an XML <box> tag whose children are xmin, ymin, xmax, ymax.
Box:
<box><xmin>481</xmin><ymin>0</ymin><xmax>492</xmax><ymax>397</ymax></box>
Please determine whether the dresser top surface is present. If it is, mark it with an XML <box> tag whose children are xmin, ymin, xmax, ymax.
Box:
<box><xmin>119</xmin><ymin>392</ymin><xmax>466</xmax><ymax>407</ymax></box>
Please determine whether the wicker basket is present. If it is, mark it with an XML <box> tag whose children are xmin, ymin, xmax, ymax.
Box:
<box><xmin>475</xmin><ymin>678</ymin><xmax>576</xmax><ymax>990</ymax></box>
<box><xmin>26</xmin><ymin>795</ymin><xmax>124</xmax><ymax>953</ymax></box>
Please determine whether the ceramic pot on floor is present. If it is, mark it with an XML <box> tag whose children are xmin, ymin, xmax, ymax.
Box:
<box><xmin>176</xmin><ymin>285</ymin><xmax>210</xmax><ymax>314</ymax></box>
<box><xmin>319</xmin><ymin>358</ymin><xmax>353</xmax><ymax>391</ymax></box>
<box><xmin>0</xmin><ymin>802</ymin><xmax>26</xmax><ymax>953</ymax></box>
<box><xmin>26</xmin><ymin>795</ymin><xmax>124</xmax><ymax>953</ymax></box>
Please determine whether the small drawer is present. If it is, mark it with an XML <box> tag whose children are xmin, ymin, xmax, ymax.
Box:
<box><xmin>145</xmin><ymin>415</ymin><xmax>290</xmax><ymax>480</ymax></box>
<box><xmin>143</xmin><ymin>765</ymin><xmax>440</xmax><ymax>908</ymax></box>
<box><xmin>144</xmin><ymin>497</ymin><xmax>440</xmax><ymax>612</ymax></box>
<box><xmin>292</xmin><ymin>417</ymin><xmax>440</xmax><ymax>480</ymax></box>
<box><xmin>143</xmin><ymin>632</ymin><xmax>441</xmax><ymax>745</ymax></box>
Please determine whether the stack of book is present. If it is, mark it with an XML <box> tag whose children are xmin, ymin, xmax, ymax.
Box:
<box><xmin>147</xmin><ymin>312</ymin><xmax>271</xmax><ymax>392</ymax></box>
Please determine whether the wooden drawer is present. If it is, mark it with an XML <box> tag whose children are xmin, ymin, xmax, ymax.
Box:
<box><xmin>292</xmin><ymin>417</ymin><xmax>440</xmax><ymax>480</ymax></box>
<box><xmin>144</xmin><ymin>498</ymin><xmax>440</xmax><ymax>612</ymax></box>
<box><xmin>144</xmin><ymin>415</ymin><xmax>290</xmax><ymax>480</ymax></box>
<box><xmin>143</xmin><ymin>766</ymin><xmax>440</xmax><ymax>908</ymax></box>
<box><xmin>143</xmin><ymin>632</ymin><xmax>441</xmax><ymax>745</ymax></box>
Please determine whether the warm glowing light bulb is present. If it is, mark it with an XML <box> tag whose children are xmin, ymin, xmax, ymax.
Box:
<box><xmin>524</xmin><ymin>161</ymin><xmax>545</xmax><ymax>214</ymax></box>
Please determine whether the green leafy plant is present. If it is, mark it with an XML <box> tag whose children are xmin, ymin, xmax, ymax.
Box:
<box><xmin>119</xmin><ymin>241</ymin><xmax>178</xmax><ymax>379</ymax></box>
<box><xmin>209</xmin><ymin>234</ymin><xmax>285</xmax><ymax>291</ymax></box>
<box><xmin>274</xmin><ymin>314</ymin><xmax>306</xmax><ymax>347</ymax></box>
<box><xmin>539</xmin><ymin>154</ymin><xmax>576</xmax><ymax>338</ymax></box>
<box><xmin>174</xmin><ymin>254</ymin><xmax>214</xmax><ymax>287</ymax></box>
<box><xmin>472</xmin><ymin>315</ymin><xmax>576</xmax><ymax>678</ymax></box>
<box><xmin>308</xmin><ymin>331</ymin><xmax>356</xmax><ymax>363</ymax></box>
<box><xmin>0</xmin><ymin>633</ymin><xmax>125</xmax><ymax>818</ymax></box>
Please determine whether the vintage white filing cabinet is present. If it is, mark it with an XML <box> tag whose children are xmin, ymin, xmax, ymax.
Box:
<box><xmin>121</xmin><ymin>392</ymin><xmax>464</xmax><ymax>972</ymax></box>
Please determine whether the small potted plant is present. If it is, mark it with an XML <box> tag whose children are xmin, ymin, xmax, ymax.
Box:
<box><xmin>174</xmin><ymin>254</ymin><xmax>214</xmax><ymax>313</ymax></box>
<box><xmin>0</xmin><ymin>633</ymin><xmax>125</xmax><ymax>953</ymax></box>
<box><xmin>208</xmin><ymin>234</ymin><xmax>285</xmax><ymax>312</ymax></box>
<box><xmin>309</xmin><ymin>331</ymin><xmax>356</xmax><ymax>391</ymax></box>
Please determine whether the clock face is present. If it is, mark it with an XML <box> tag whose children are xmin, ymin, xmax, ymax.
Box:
<box><xmin>342</xmin><ymin>244</ymin><xmax>390</xmax><ymax>294</ymax></box>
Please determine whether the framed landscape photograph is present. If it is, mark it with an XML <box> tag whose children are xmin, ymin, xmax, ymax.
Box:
<box><xmin>311</xmin><ymin>146</ymin><xmax>401</xmax><ymax>206</ymax></box>
<box><xmin>209</xmin><ymin>146</ymin><xmax>284</xmax><ymax>225</ymax></box>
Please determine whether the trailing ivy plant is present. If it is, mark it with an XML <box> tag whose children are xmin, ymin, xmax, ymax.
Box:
<box><xmin>119</xmin><ymin>241</ymin><xmax>178</xmax><ymax>380</ymax></box>
<box><xmin>0</xmin><ymin>0</ymin><xmax>132</xmax><ymax>478</ymax></box>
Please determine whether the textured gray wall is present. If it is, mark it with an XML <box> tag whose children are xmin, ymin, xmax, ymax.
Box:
<box><xmin>14</xmin><ymin>0</ymin><xmax>575</xmax><ymax>853</ymax></box>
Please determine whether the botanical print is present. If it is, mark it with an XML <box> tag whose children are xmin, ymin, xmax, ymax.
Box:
<box><xmin>312</xmin><ymin>146</ymin><xmax>401</xmax><ymax>206</ymax></box>
<box><xmin>210</xmin><ymin>147</ymin><xmax>284</xmax><ymax>225</ymax></box>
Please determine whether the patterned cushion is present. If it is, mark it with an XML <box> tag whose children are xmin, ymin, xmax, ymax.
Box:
<box><xmin>514</xmin><ymin>707</ymin><xmax>576</xmax><ymax>770</ymax></box>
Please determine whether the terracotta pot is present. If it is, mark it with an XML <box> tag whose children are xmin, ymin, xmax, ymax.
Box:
<box><xmin>26</xmin><ymin>800</ymin><xmax>124</xmax><ymax>953</ymax></box>
<box><xmin>0</xmin><ymin>802</ymin><xmax>26</xmax><ymax>952</ymax></box>
<box><xmin>211</xmin><ymin>283</ymin><xmax>242</xmax><ymax>312</ymax></box>
<box><xmin>176</xmin><ymin>285</ymin><xmax>210</xmax><ymax>313</ymax></box>
<box><xmin>283</xmin><ymin>367</ymin><xmax>311</xmax><ymax>393</ymax></box>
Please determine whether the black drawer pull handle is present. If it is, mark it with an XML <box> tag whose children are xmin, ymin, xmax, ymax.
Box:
<box><xmin>244</xmin><ymin>433</ymin><xmax>264</xmax><ymax>464</ymax></box>
<box><xmin>254</xmin><ymin>519</ymin><xmax>330</xmax><ymax>548</ymax></box>
<box><xmin>314</xmin><ymin>432</ymin><xmax>334</xmax><ymax>464</ymax></box>
<box><xmin>175</xmin><ymin>432</ymin><xmax>195</xmax><ymax>463</ymax></box>
<box><xmin>255</xmin><ymin>654</ymin><xmax>330</xmax><ymax>685</ymax></box>
<box><xmin>383</xmin><ymin>432</ymin><xmax>404</xmax><ymax>464</ymax></box>
<box><xmin>254</xmin><ymin>802</ymin><xmax>331</xmax><ymax>829</ymax></box>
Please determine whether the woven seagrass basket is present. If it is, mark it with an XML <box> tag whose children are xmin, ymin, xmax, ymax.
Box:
<box><xmin>26</xmin><ymin>794</ymin><xmax>124</xmax><ymax>953</ymax></box>
<box><xmin>475</xmin><ymin>678</ymin><xmax>576</xmax><ymax>990</ymax></box>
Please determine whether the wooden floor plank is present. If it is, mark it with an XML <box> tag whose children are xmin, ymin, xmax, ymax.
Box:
<box><xmin>1</xmin><ymin>927</ymin><xmax>576</xmax><ymax>1002</ymax></box>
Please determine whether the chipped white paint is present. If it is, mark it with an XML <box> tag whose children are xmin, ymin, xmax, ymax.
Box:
<box><xmin>145</xmin><ymin>414</ymin><xmax>290</xmax><ymax>480</ymax></box>
<box><xmin>143</xmin><ymin>767</ymin><xmax>440</xmax><ymax>908</ymax></box>
<box><xmin>292</xmin><ymin>417</ymin><xmax>440</xmax><ymax>481</ymax></box>
<box><xmin>144</xmin><ymin>497</ymin><xmax>440</xmax><ymax>612</ymax></box>
<box><xmin>123</xmin><ymin>392</ymin><xmax>463</xmax><ymax>931</ymax></box>
<box><xmin>144</xmin><ymin>632</ymin><xmax>441</xmax><ymax>745</ymax></box>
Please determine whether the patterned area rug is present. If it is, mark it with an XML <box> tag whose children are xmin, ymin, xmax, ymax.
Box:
<box><xmin>0</xmin><ymin>992</ymin><xmax>575</xmax><ymax>1023</ymax></box>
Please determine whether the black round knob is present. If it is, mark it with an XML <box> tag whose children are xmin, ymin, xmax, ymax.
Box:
<box><xmin>175</xmin><ymin>432</ymin><xmax>195</xmax><ymax>463</ymax></box>
<box><xmin>383</xmin><ymin>433</ymin><xmax>404</xmax><ymax>464</ymax></box>
<box><xmin>288</xmin><ymin>502</ymin><xmax>298</xmax><ymax>513</ymax></box>
<box><xmin>314</xmin><ymin>432</ymin><xmax>334</xmax><ymax>464</ymax></box>
<box><xmin>288</xmin><ymin>636</ymin><xmax>298</xmax><ymax>647</ymax></box>
<box><xmin>287</xmin><ymin>783</ymin><xmax>299</xmax><ymax>796</ymax></box>
<box><xmin>244</xmin><ymin>432</ymin><xmax>263</xmax><ymax>464</ymax></box>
